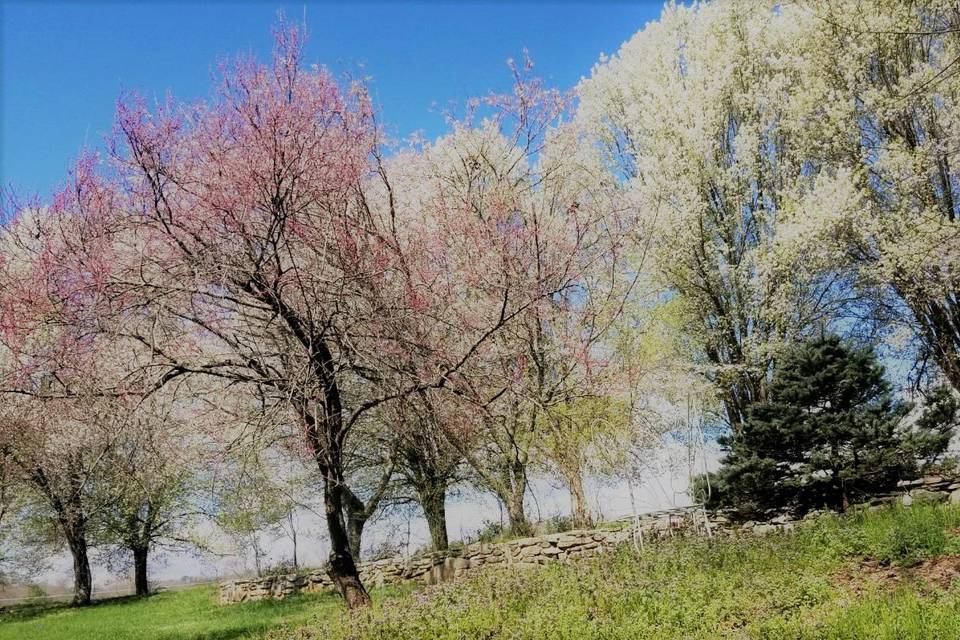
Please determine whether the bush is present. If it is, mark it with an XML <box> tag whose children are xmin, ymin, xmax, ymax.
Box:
<box><xmin>24</xmin><ymin>584</ymin><xmax>47</xmax><ymax>605</ymax></box>
<box><xmin>534</xmin><ymin>514</ymin><xmax>575</xmax><ymax>535</ymax></box>
<box><xmin>261</xmin><ymin>561</ymin><xmax>309</xmax><ymax>577</ymax></box>
<box><xmin>469</xmin><ymin>520</ymin><xmax>506</xmax><ymax>544</ymax></box>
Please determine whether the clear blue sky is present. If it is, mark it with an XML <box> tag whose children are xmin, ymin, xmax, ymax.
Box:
<box><xmin>1</xmin><ymin>1</ymin><xmax>664</xmax><ymax>198</ymax></box>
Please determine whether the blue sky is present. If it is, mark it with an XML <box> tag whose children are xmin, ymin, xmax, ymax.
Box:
<box><xmin>1</xmin><ymin>1</ymin><xmax>664</xmax><ymax>198</ymax></box>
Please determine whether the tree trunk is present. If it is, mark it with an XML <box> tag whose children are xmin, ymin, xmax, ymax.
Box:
<box><xmin>323</xmin><ymin>478</ymin><xmax>371</xmax><ymax>609</ymax></box>
<box><xmin>345</xmin><ymin>507</ymin><xmax>365</xmax><ymax>562</ymax></box>
<box><xmin>67</xmin><ymin>534</ymin><xmax>92</xmax><ymax>606</ymax></box>
<box><xmin>418</xmin><ymin>487</ymin><xmax>449</xmax><ymax>551</ymax></box>
<box><xmin>133</xmin><ymin>546</ymin><xmax>149</xmax><ymax>597</ymax></box>
<box><xmin>296</xmin><ymin>345</ymin><xmax>370</xmax><ymax>609</ymax></box>
<box><xmin>568</xmin><ymin>472</ymin><xmax>593</xmax><ymax>529</ymax></box>
<box><xmin>251</xmin><ymin>533</ymin><xmax>263</xmax><ymax>578</ymax></box>
<box><xmin>289</xmin><ymin>512</ymin><xmax>298</xmax><ymax>571</ymax></box>
<box><xmin>504</xmin><ymin>488</ymin><xmax>530</xmax><ymax>536</ymax></box>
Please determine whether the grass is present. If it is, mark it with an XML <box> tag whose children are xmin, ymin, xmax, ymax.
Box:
<box><xmin>284</xmin><ymin>501</ymin><xmax>960</xmax><ymax>640</ymax></box>
<box><xmin>5</xmin><ymin>502</ymin><xmax>960</xmax><ymax>639</ymax></box>
<box><xmin>0</xmin><ymin>584</ymin><xmax>346</xmax><ymax>640</ymax></box>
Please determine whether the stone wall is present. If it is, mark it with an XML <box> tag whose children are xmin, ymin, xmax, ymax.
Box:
<box><xmin>219</xmin><ymin>506</ymin><xmax>771</xmax><ymax>604</ymax></box>
<box><xmin>218</xmin><ymin>474</ymin><xmax>960</xmax><ymax>604</ymax></box>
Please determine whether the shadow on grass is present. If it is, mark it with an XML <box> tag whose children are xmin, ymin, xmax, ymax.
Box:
<box><xmin>158</xmin><ymin>627</ymin><xmax>283</xmax><ymax>640</ymax></box>
<box><xmin>0</xmin><ymin>592</ymin><xmax>165</xmax><ymax>623</ymax></box>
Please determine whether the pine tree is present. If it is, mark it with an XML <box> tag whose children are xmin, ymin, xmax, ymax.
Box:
<box><xmin>706</xmin><ymin>336</ymin><xmax>958</xmax><ymax>518</ymax></box>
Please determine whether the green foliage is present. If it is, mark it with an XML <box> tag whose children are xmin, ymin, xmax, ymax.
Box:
<box><xmin>533</xmin><ymin>514</ymin><xmax>575</xmax><ymax>536</ymax></box>
<box><xmin>709</xmin><ymin>336</ymin><xmax>957</xmax><ymax>518</ymax></box>
<box><xmin>467</xmin><ymin>519</ymin><xmax>505</xmax><ymax>544</ymax></box>
<box><xmin>260</xmin><ymin>562</ymin><xmax>310</xmax><ymax>579</ymax></box>
<box><xmin>22</xmin><ymin>584</ymin><xmax>47</xmax><ymax>605</ymax></box>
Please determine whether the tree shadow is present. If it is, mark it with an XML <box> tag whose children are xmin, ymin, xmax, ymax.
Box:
<box><xmin>0</xmin><ymin>593</ymin><xmax>151</xmax><ymax>623</ymax></box>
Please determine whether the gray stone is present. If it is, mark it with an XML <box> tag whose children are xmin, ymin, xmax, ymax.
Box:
<box><xmin>911</xmin><ymin>489</ymin><xmax>948</xmax><ymax>503</ymax></box>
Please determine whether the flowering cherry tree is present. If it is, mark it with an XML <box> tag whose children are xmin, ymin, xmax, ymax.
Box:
<box><xmin>373</xmin><ymin>55</ymin><xmax>636</xmax><ymax>533</ymax></box>
<box><xmin>95</xmin><ymin>24</ymin><xmax>630</xmax><ymax>606</ymax></box>
<box><xmin>0</xmin><ymin>168</ymin><xmax>141</xmax><ymax>606</ymax></box>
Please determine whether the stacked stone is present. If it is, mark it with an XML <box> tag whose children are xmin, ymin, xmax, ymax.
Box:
<box><xmin>218</xmin><ymin>476</ymin><xmax>960</xmax><ymax>604</ymax></box>
<box><xmin>897</xmin><ymin>475</ymin><xmax>960</xmax><ymax>505</ymax></box>
<box><xmin>302</xmin><ymin>571</ymin><xmax>333</xmax><ymax>592</ymax></box>
<box><xmin>218</xmin><ymin>509</ymin><xmax>714</xmax><ymax>604</ymax></box>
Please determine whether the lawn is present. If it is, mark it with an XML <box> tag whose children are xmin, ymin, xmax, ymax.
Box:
<box><xmin>0</xmin><ymin>583</ymin><xmax>345</xmax><ymax>640</ymax></box>
<box><xmin>5</xmin><ymin>503</ymin><xmax>960</xmax><ymax>640</ymax></box>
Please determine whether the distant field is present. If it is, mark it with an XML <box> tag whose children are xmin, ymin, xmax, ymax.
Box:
<box><xmin>5</xmin><ymin>503</ymin><xmax>960</xmax><ymax>639</ymax></box>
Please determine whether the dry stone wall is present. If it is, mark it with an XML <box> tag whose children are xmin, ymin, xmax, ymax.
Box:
<box><xmin>219</xmin><ymin>474</ymin><xmax>960</xmax><ymax>604</ymax></box>
<box><xmin>220</xmin><ymin>506</ymin><xmax>768</xmax><ymax>604</ymax></box>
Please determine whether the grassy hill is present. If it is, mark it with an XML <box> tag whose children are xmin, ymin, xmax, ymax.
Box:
<box><xmin>5</xmin><ymin>502</ymin><xmax>960</xmax><ymax>640</ymax></box>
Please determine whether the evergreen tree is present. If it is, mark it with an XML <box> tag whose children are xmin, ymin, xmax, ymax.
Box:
<box><xmin>705</xmin><ymin>336</ymin><xmax>958</xmax><ymax>518</ymax></box>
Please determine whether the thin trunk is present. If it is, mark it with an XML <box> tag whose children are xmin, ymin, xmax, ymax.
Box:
<box><xmin>568</xmin><ymin>472</ymin><xmax>593</xmax><ymax>529</ymax></box>
<box><xmin>251</xmin><ymin>533</ymin><xmax>263</xmax><ymax>578</ymax></box>
<box><xmin>67</xmin><ymin>534</ymin><xmax>92</xmax><ymax>606</ymax></box>
<box><xmin>289</xmin><ymin>512</ymin><xmax>298</xmax><ymax>571</ymax></box>
<box><xmin>418</xmin><ymin>487</ymin><xmax>449</xmax><ymax>551</ymax></box>
<box><xmin>133</xmin><ymin>546</ymin><xmax>149</xmax><ymax>597</ymax></box>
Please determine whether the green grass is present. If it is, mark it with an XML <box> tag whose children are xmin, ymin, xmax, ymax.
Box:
<box><xmin>284</xmin><ymin>502</ymin><xmax>960</xmax><ymax>640</ymax></box>
<box><xmin>0</xmin><ymin>584</ymin><xmax>344</xmax><ymax>640</ymax></box>
<box><xmin>6</xmin><ymin>503</ymin><xmax>960</xmax><ymax>640</ymax></box>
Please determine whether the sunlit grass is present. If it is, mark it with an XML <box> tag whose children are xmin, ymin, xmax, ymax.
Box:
<box><xmin>0</xmin><ymin>583</ymin><xmax>342</xmax><ymax>640</ymax></box>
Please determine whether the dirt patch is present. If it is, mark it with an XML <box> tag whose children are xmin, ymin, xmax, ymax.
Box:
<box><xmin>913</xmin><ymin>555</ymin><xmax>960</xmax><ymax>590</ymax></box>
<box><xmin>839</xmin><ymin>555</ymin><xmax>960</xmax><ymax>594</ymax></box>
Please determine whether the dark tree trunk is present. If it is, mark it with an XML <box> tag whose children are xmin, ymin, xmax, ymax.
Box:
<box><xmin>418</xmin><ymin>487</ymin><xmax>449</xmax><ymax>551</ymax></box>
<box><xmin>906</xmin><ymin>293</ymin><xmax>960</xmax><ymax>394</ymax></box>
<box><xmin>345</xmin><ymin>503</ymin><xmax>366</xmax><ymax>562</ymax></box>
<box><xmin>293</xmin><ymin>337</ymin><xmax>370</xmax><ymax>609</ymax></box>
<box><xmin>133</xmin><ymin>546</ymin><xmax>149</xmax><ymax>597</ymax></box>
<box><xmin>323</xmin><ymin>478</ymin><xmax>371</xmax><ymax>608</ymax></box>
<box><xmin>67</xmin><ymin>534</ymin><xmax>92</xmax><ymax>606</ymax></box>
<box><xmin>31</xmin><ymin>464</ymin><xmax>93</xmax><ymax>607</ymax></box>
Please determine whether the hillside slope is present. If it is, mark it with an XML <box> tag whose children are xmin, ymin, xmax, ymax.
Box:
<box><xmin>282</xmin><ymin>502</ymin><xmax>960</xmax><ymax>640</ymax></box>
